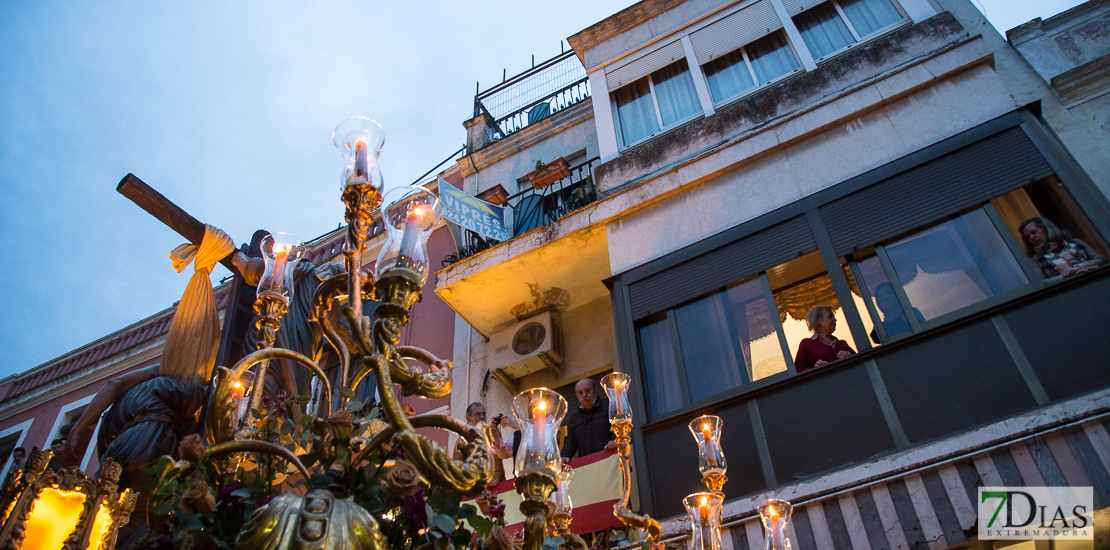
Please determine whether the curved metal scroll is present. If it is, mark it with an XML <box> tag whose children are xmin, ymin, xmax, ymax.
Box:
<box><xmin>206</xmin><ymin>348</ymin><xmax>333</xmax><ymax>445</ymax></box>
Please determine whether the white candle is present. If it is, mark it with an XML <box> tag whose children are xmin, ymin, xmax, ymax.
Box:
<box><xmin>397</xmin><ymin>204</ymin><xmax>423</xmax><ymax>264</ymax></box>
<box><xmin>532</xmin><ymin>399</ymin><xmax>547</xmax><ymax>466</ymax></box>
<box><xmin>354</xmin><ymin>139</ymin><xmax>369</xmax><ymax>180</ymax></box>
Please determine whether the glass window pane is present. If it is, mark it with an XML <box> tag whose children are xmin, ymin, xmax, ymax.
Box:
<box><xmin>841</xmin><ymin>262</ymin><xmax>878</xmax><ymax>345</ymax></box>
<box><xmin>854</xmin><ymin>254</ymin><xmax>918</xmax><ymax>342</ymax></box>
<box><xmin>638</xmin><ymin>317</ymin><xmax>684</xmax><ymax>417</ymax></box>
<box><xmin>885</xmin><ymin>209</ymin><xmax>1029</xmax><ymax>320</ymax></box>
<box><xmin>725</xmin><ymin>278</ymin><xmax>785</xmax><ymax>381</ymax></box>
<box><xmin>614</xmin><ymin>78</ymin><xmax>658</xmax><ymax>145</ymax></box>
<box><xmin>674</xmin><ymin>293</ymin><xmax>744</xmax><ymax>402</ymax></box>
<box><xmin>747</xmin><ymin>31</ymin><xmax>800</xmax><ymax>84</ymax></box>
<box><xmin>703</xmin><ymin>50</ymin><xmax>755</xmax><ymax>104</ymax></box>
<box><xmin>839</xmin><ymin>0</ymin><xmax>902</xmax><ymax>36</ymax></box>
<box><xmin>651</xmin><ymin>59</ymin><xmax>701</xmax><ymax>127</ymax></box>
<box><xmin>793</xmin><ymin>2</ymin><xmax>855</xmax><ymax>59</ymax></box>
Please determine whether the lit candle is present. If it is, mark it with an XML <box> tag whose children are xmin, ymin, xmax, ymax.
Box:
<box><xmin>271</xmin><ymin>245</ymin><xmax>290</xmax><ymax>292</ymax></box>
<box><xmin>769</xmin><ymin>504</ymin><xmax>784</xmax><ymax>549</ymax></box>
<box><xmin>354</xmin><ymin>139</ymin><xmax>369</xmax><ymax>180</ymax></box>
<box><xmin>397</xmin><ymin>204</ymin><xmax>424</xmax><ymax>264</ymax></box>
<box><xmin>701</xmin><ymin>422</ymin><xmax>719</xmax><ymax>470</ymax></box>
<box><xmin>699</xmin><ymin>495</ymin><xmax>709</xmax><ymax>524</ymax></box>
<box><xmin>532</xmin><ymin>399</ymin><xmax>547</xmax><ymax>466</ymax></box>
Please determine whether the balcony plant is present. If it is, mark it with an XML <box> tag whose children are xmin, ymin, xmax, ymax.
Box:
<box><xmin>525</xmin><ymin>158</ymin><xmax>570</xmax><ymax>190</ymax></box>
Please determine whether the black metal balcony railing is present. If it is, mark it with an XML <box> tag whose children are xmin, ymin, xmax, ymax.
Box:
<box><xmin>442</xmin><ymin>158</ymin><xmax>601</xmax><ymax>267</ymax></box>
<box><xmin>475</xmin><ymin>50</ymin><xmax>591</xmax><ymax>140</ymax></box>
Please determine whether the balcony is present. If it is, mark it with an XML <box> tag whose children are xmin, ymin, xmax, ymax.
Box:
<box><xmin>442</xmin><ymin>157</ymin><xmax>600</xmax><ymax>267</ymax></box>
<box><xmin>474</xmin><ymin>50</ymin><xmax>591</xmax><ymax>141</ymax></box>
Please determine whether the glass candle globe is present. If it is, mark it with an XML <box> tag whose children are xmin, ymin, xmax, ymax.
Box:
<box><xmin>375</xmin><ymin>185</ymin><xmax>442</xmax><ymax>285</ymax></box>
<box><xmin>332</xmin><ymin>117</ymin><xmax>385</xmax><ymax>192</ymax></box>
<box><xmin>684</xmin><ymin>492</ymin><xmax>724</xmax><ymax>550</ymax></box>
<box><xmin>600</xmin><ymin>372</ymin><xmax>632</xmax><ymax>426</ymax></box>
<box><xmin>759</xmin><ymin>499</ymin><xmax>793</xmax><ymax>550</ymax></box>
<box><xmin>689</xmin><ymin>415</ymin><xmax>726</xmax><ymax>478</ymax></box>
<box><xmin>511</xmin><ymin>388</ymin><xmax>567</xmax><ymax>476</ymax></box>
<box><xmin>258</xmin><ymin>232</ymin><xmax>305</xmax><ymax>302</ymax></box>
<box><xmin>552</xmin><ymin>459</ymin><xmax>574</xmax><ymax>515</ymax></box>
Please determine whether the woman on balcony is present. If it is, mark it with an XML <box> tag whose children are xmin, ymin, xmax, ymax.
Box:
<box><xmin>1019</xmin><ymin>216</ymin><xmax>1105</xmax><ymax>283</ymax></box>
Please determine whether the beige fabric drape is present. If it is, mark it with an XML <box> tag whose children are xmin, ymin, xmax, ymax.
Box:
<box><xmin>161</xmin><ymin>225</ymin><xmax>236</xmax><ymax>385</ymax></box>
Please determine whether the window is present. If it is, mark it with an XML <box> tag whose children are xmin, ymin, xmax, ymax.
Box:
<box><xmin>793</xmin><ymin>0</ymin><xmax>904</xmax><ymax>60</ymax></box>
<box><xmin>703</xmin><ymin>31</ymin><xmax>800</xmax><ymax>104</ymax></box>
<box><xmin>636</xmin><ymin>251</ymin><xmax>865</xmax><ymax>418</ymax></box>
<box><xmin>612</xmin><ymin>59</ymin><xmax>701</xmax><ymax>147</ymax></box>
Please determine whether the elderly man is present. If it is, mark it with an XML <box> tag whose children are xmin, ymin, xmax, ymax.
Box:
<box><xmin>454</xmin><ymin>402</ymin><xmax>513</xmax><ymax>485</ymax></box>
<box><xmin>561</xmin><ymin>378</ymin><xmax>616</xmax><ymax>459</ymax></box>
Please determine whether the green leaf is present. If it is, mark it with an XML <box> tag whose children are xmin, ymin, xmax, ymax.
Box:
<box><xmin>458</xmin><ymin>504</ymin><xmax>476</xmax><ymax>519</ymax></box>
<box><xmin>465</xmin><ymin>514</ymin><xmax>493</xmax><ymax>538</ymax></box>
<box><xmin>339</xmin><ymin>386</ymin><xmax>356</xmax><ymax>399</ymax></box>
<box><xmin>230</xmin><ymin>488</ymin><xmax>252</xmax><ymax>498</ymax></box>
<box><xmin>297</xmin><ymin>414</ymin><xmax>316</xmax><ymax>428</ymax></box>
<box><xmin>429</xmin><ymin>513</ymin><xmax>457</xmax><ymax>535</ymax></box>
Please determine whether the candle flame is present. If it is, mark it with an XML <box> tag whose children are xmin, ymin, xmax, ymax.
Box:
<box><xmin>703</xmin><ymin>422</ymin><xmax>710</xmax><ymax>431</ymax></box>
<box><xmin>412</xmin><ymin>205</ymin><xmax>426</xmax><ymax>217</ymax></box>
<box><xmin>701</xmin><ymin>496</ymin><xmax>707</xmax><ymax>506</ymax></box>
<box><xmin>768</xmin><ymin>505</ymin><xmax>778</xmax><ymax>517</ymax></box>
<box><xmin>536</xmin><ymin>400</ymin><xmax>547</xmax><ymax>411</ymax></box>
<box><xmin>233</xmin><ymin>381</ymin><xmax>242</xmax><ymax>389</ymax></box>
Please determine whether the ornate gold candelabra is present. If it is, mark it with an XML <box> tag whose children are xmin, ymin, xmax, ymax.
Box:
<box><xmin>197</xmin><ymin>118</ymin><xmax>494</xmax><ymax>549</ymax></box>
<box><xmin>600</xmin><ymin>372</ymin><xmax>662</xmax><ymax>544</ymax></box>
<box><xmin>511</xmin><ymin>388</ymin><xmax>568</xmax><ymax>550</ymax></box>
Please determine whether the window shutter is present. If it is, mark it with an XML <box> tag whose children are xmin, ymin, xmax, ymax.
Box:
<box><xmin>606</xmin><ymin>41</ymin><xmax>686</xmax><ymax>90</ymax></box>
<box><xmin>691</xmin><ymin>1</ymin><xmax>784</xmax><ymax>63</ymax></box>
<box><xmin>819</xmin><ymin>127</ymin><xmax>1054</xmax><ymax>257</ymax></box>
<box><xmin>628</xmin><ymin>216</ymin><xmax>815</xmax><ymax>320</ymax></box>
<box><xmin>782</xmin><ymin>0</ymin><xmax>820</xmax><ymax>16</ymax></box>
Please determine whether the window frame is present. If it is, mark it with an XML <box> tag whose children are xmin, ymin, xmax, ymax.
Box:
<box><xmin>610</xmin><ymin>60</ymin><xmax>705</xmax><ymax>150</ymax></box>
<box><xmin>699</xmin><ymin>30</ymin><xmax>805</xmax><ymax>108</ymax></box>
<box><xmin>793</xmin><ymin>0</ymin><xmax>911</xmax><ymax>63</ymax></box>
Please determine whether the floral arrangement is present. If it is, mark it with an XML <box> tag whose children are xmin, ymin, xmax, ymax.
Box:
<box><xmin>135</xmin><ymin>391</ymin><xmax>529</xmax><ymax>550</ymax></box>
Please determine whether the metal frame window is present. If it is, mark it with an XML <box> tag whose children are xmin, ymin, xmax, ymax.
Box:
<box><xmin>701</xmin><ymin>31</ymin><xmax>801</xmax><ymax>105</ymax></box>
<box><xmin>792</xmin><ymin>0</ymin><xmax>908</xmax><ymax>61</ymax></box>
<box><xmin>0</xmin><ymin>420</ymin><xmax>33</xmax><ymax>482</ymax></box>
<box><xmin>611</xmin><ymin>59</ymin><xmax>703</xmax><ymax>149</ymax></box>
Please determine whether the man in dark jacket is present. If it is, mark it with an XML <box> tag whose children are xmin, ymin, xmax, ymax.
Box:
<box><xmin>560</xmin><ymin>378</ymin><xmax>616</xmax><ymax>459</ymax></box>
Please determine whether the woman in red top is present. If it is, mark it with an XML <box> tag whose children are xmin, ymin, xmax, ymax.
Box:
<box><xmin>794</xmin><ymin>305</ymin><xmax>855</xmax><ymax>373</ymax></box>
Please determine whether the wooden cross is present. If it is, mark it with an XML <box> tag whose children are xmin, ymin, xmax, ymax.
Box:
<box><xmin>116</xmin><ymin>173</ymin><xmax>241</xmax><ymax>273</ymax></box>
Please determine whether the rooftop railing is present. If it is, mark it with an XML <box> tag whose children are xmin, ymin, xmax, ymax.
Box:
<box><xmin>475</xmin><ymin>50</ymin><xmax>591</xmax><ymax>140</ymax></box>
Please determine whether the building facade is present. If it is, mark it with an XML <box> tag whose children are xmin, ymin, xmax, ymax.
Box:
<box><xmin>438</xmin><ymin>0</ymin><xmax>1110</xmax><ymax>547</ymax></box>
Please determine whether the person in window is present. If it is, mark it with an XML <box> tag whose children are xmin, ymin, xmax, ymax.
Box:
<box><xmin>560</xmin><ymin>379</ymin><xmax>617</xmax><ymax>459</ymax></box>
<box><xmin>453</xmin><ymin>402</ymin><xmax>513</xmax><ymax>486</ymax></box>
<box><xmin>1019</xmin><ymin>217</ymin><xmax>1105</xmax><ymax>283</ymax></box>
<box><xmin>794</xmin><ymin>305</ymin><xmax>855</xmax><ymax>373</ymax></box>
<box><xmin>869</xmin><ymin>282</ymin><xmax>925</xmax><ymax>344</ymax></box>
<box><xmin>11</xmin><ymin>447</ymin><xmax>26</xmax><ymax>471</ymax></box>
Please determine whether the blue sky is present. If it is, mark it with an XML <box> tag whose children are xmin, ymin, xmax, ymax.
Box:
<box><xmin>0</xmin><ymin>0</ymin><xmax>1089</xmax><ymax>379</ymax></box>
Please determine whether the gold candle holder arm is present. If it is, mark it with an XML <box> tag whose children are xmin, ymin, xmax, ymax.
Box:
<box><xmin>515</xmin><ymin>471</ymin><xmax>557</xmax><ymax>550</ymax></box>
<box><xmin>612</xmin><ymin>421</ymin><xmax>662</xmax><ymax>542</ymax></box>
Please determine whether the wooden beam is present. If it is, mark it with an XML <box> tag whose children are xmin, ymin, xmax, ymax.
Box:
<box><xmin>116</xmin><ymin>173</ymin><xmax>239</xmax><ymax>273</ymax></box>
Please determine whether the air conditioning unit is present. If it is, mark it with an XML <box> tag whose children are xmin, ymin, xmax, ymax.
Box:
<box><xmin>489</xmin><ymin>311</ymin><xmax>563</xmax><ymax>392</ymax></box>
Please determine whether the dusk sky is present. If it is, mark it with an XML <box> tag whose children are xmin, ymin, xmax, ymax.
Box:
<box><xmin>0</xmin><ymin>0</ymin><xmax>1088</xmax><ymax>379</ymax></box>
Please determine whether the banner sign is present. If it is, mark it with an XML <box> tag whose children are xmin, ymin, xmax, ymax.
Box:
<box><xmin>979</xmin><ymin>487</ymin><xmax>1092</xmax><ymax>540</ymax></box>
<box><xmin>438</xmin><ymin>178</ymin><xmax>510</xmax><ymax>241</ymax></box>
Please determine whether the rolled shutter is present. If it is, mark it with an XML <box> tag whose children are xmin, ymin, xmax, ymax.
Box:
<box><xmin>819</xmin><ymin>127</ymin><xmax>1054</xmax><ymax>257</ymax></box>
<box><xmin>628</xmin><ymin>216</ymin><xmax>815</xmax><ymax>319</ymax></box>
<box><xmin>782</xmin><ymin>0</ymin><xmax>820</xmax><ymax>16</ymax></box>
<box><xmin>606</xmin><ymin>41</ymin><xmax>686</xmax><ymax>90</ymax></box>
<box><xmin>691</xmin><ymin>0</ymin><xmax>784</xmax><ymax>63</ymax></box>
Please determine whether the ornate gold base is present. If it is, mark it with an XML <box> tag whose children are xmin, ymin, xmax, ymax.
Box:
<box><xmin>341</xmin><ymin>183</ymin><xmax>381</xmax><ymax>244</ymax></box>
<box><xmin>515</xmin><ymin>470</ymin><xmax>556</xmax><ymax>550</ymax></box>
<box><xmin>610</xmin><ymin>420</ymin><xmax>662</xmax><ymax>543</ymax></box>
<box><xmin>702</xmin><ymin>473</ymin><xmax>727</xmax><ymax>494</ymax></box>
<box><xmin>551</xmin><ymin>511</ymin><xmax>587</xmax><ymax>550</ymax></box>
<box><xmin>374</xmin><ymin>268</ymin><xmax>422</xmax><ymax>323</ymax></box>
<box><xmin>254</xmin><ymin>290</ymin><xmax>289</xmax><ymax>349</ymax></box>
